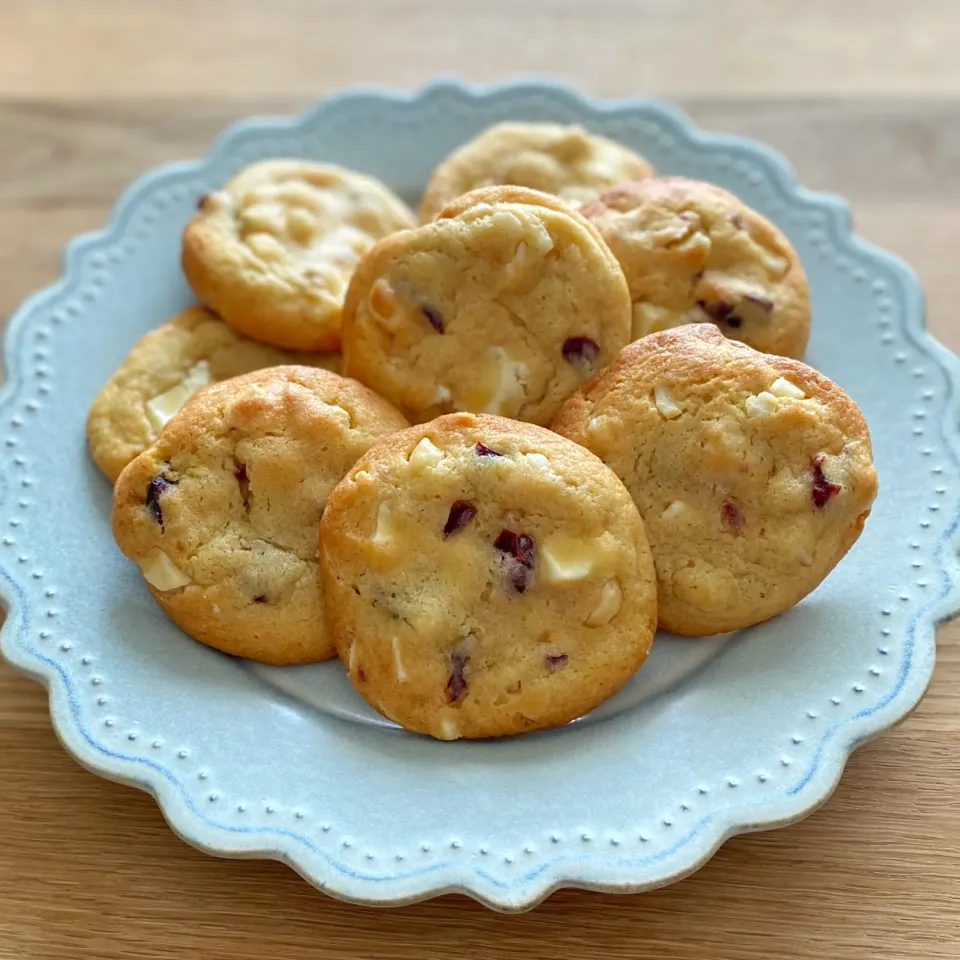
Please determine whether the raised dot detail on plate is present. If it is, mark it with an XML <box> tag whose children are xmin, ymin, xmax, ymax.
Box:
<box><xmin>450</xmin><ymin>841</ymin><xmax>460</xmax><ymax>850</ymax></box>
<box><xmin>91</xmin><ymin>677</ymin><xmax>102</xmax><ymax>686</ymax></box>
<box><xmin>663</xmin><ymin>819</ymin><xmax>673</xmax><ymax>827</ymax></box>
<box><xmin>295</xmin><ymin>811</ymin><xmax>304</xmax><ymax>820</ymax></box>
<box><xmin>342</xmin><ymin>840</ymin><xmax>352</xmax><ymax>849</ymax></box>
<box><xmin>96</xmin><ymin>697</ymin><xmax>107</xmax><ymax>706</ymax></box>
<box><xmin>152</xmin><ymin>740</ymin><xmax>162</xmax><ymax>749</ymax></box>
<box><xmin>177</xmin><ymin>750</ymin><xmax>188</xmax><ymax>758</ymax></box>
<box><xmin>59</xmin><ymin>642</ymin><xmax>71</xmax><ymax>652</ymax></box>
<box><xmin>894</xmin><ymin>352</ymin><xmax>907</xmax><ymax>363</ymax></box>
<box><xmin>781</xmin><ymin>757</ymin><xmax>792</xmax><ymax>767</ymax></box>
<box><xmin>727</xmin><ymin>778</ymin><xmax>738</xmax><ymax>788</ymax></box>
<box><xmin>870</xmin><ymin>667</ymin><xmax>881</xmax><ymax>676</ymax></box>
<box><xmin>853</xmin><ymin>684</ymin><xmax>865</xmax><ymax>693</ymax></box>
<box><xmin>878</xmin><ymin>645</ymin><xmax>889</xmax><ymax>654</ymax></box>
<box><xmin>831</xmin><ymin>697</ymin><xmax>841</xmax><ymax>705</ymax></box>
<box><xmin>265</xmin><ymin>805</ymin><xmax>274</xmax><ymax>814</ymax></box>
<box><xmin>80</xmin><ymin>656</ymin><xmax>91</xmax><ymax>665</ymax></box>
<box><xmin>322</xmin><ymin>825</ymin><xmax>331</xmax><ymax>833</ymax></box>
<box><xmin>504</xmin><ymin>856</ymin><xmax>514</xmax><ymax>865</ymax></box>
<box><xmin>758</xmin><ymin>773</ymin><xmax>768</xmax><ymax>783</ymax></box>
<box><xmin>609</xmin><ymin>838</ymin><xmax>620</xmax><ymax>847</ymax></box>
<box><xmin>209</xmin><ymin>794</ymin><xmax>218</xmax><ymax>803</ymax></box>
<box><xmin>237</xmin><ymin>804</ymin><xmax>246</xmax><ymax>813</ymax></box>
<box><xmin>365</xmin><ymin>853</ymin><xmax>375</xmax><ymax>861</ymax></box>
<box><xmin>395</xmin><ymin>853</ymin><xmax>404</xmax><ymax>861</ymax></box>
<box><xmin>198</xmin><ymin>771</ymin><xmax>208</xmax><ymax>780</ymax></box>
<box><xmin>807</xmin><ymin>710</ymin><xmax>819</xmax><ymax>719</ymax></box>
<box><xmin>852</xmin><ymin>268</ymin><xmax>867</xmax><ymax>282</ymax></box>
<box><xmin>550</xmin><ymin>835</ymin><xmax>560</xmax><ymax>844</ymax></box>
<box><xmin>680</xmin><ymin>803</ymin><xmax>690</xmax><ymax>812</ymax></box>
<box><xmin>127</xmin><ymin>733</ymin><xmax>137</xmax><ymax>741</ymax></box>
<box><xmin>104</xmin><ymin>719</ymin><xmax>114</xmax><ymax>728</ymax></box>
<box><xmin>697</xmin><ymin>786</ymin><xmax>708</xmax><ymax>795</ymax></box>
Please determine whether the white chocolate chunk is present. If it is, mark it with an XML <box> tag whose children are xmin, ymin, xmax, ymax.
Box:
<box><xmin>541</xmin><ymin>533</ymin><xmax>615</xmax><ymax>583</ymax></box>
<box><xmin>408</xmin><ymin>436</ymin><xmax>445</xmax><ymax>473</ymax></box>
<box><xmin>654</xmin><ymin>383</ymin><xmax>683</xmax><ymax>419</ymax></box>
<box><xmin>314</xmin><ymin>224</ymin><xmax>372</xmax><ymax>267</ymax></box>
<box><xmin>769</xmin><ymin>377</ymin><xmax>806</xmax><ymax>400</ymax></box>
<box><xmin>432</xmin><ymin>384</ymin><xmax>452</xmax><ymax>405</ymax></box>
<box><xmin>286</xmin><ymin>206</ymin><xmax>318</xmax><ymax>243</ymax></box>
<box><xmin>523</xmin><ymin>452</ymin><xmax>551</xmax><ymax>470</ymax></box>
<box><xmin>145</xmin><ymin>361</ymin><xmax>211</xmax><ymax>432</ymax></box>
<box><xmin>529</xmin><ymin>220</ymin><xmax>554</xmax><ymax>255</ymax></box>
<box><xmin>482</xmin><ymin>347</ymin><xmax>528</xmax><ymax>415</ymax></box>
<box><xmin>353</xmin><ymin>469</ymin><xmax>373</xmax><ymax>484</ymax></box>
<box><xmin>371</xmin><ymin>502</ymin><xmax>398</xmax><ymax>544</ymax></box>
<box><xmin>490</xmin><ymin>210</ymin><xmax>525</xmax><ymax>234</ymax></box>
<box><xmin>240</xmin><ymin>202</ymin><xmax>287</xmax><ymax>235</ymax></box>
<box><xmin>246</xmin><ymin>231</ymin><xmax>286</xmax><ymax>260</ymax></box>
<box><xmin>757</xmin><ymin>249</ymin><xmax>789</xmax><ymax>277</ymax></box>
<box><xmin>138</xmin><ymin>550</ymin><xmax>191</xmax><ymax>591</ymax></box>
<box><xmin>745</xmin><ymin>391</ymin><xmax>779</xmax><ymax>417</ymax></box>
<box><xmin>347</xmin><ymin>642</ymin><xmax>358</xmax><ymax>672</ymax></box>
<box><xmin>438</xmin><ymin>717</ymin><xmax>461</xmax><ymax>741</ymax></box>
<box><xmin>661</xmin><ymin>500</ymin><xmax>687</xmax><ymax>520</ymax></box>
<box><xmin>586</xmin><ymin>579</ymin><xmax>623</xmax><ymax>627</ymax></box>
<box><xmin>392</xmin><ymin>636</ymin><xmax>407</xmax><ymax>683</ymax></box>
<box><xmin>796</xmin><ymin>548</ymin><xmax>814</xmax><ymax>566</ymax></box>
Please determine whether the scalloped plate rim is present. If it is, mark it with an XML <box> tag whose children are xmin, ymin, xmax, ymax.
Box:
<box><xmin>0</xmin><ymin>76</ymin><xmax>957</xmax><ymax>912</ymax></box>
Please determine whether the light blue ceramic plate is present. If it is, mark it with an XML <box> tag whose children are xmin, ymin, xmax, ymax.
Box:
<box><xmin>1</xmin><ymin>79</ymin><xmax>958</xmax><ymax>912</ymax></box>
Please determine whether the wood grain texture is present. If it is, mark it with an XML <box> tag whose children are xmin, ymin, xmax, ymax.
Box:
<box><xmin>1</xmin><ymin>3</ymin><xmax>959</xmax><ymax>958</ymax></box>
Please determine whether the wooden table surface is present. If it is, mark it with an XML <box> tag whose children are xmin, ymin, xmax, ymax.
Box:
<box><xmin>2</xmin><ymin>2</ymin><xmax>959</xmax><ymax>958</ymax></box>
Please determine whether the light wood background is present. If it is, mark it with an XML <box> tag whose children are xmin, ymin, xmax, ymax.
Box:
<box><xmin>1</xmin><ymin>2</ymin><xmax>959</xmax><ymax>958</ymax></box>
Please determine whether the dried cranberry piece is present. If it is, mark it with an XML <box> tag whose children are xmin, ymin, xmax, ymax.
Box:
<box><xmin>145</xmin><ymin>477</ymin><xmax>175</xmax><ymax>528</ymax></box>
<box><xmin>446</xmin><ymin>652</ymin><xmax>470</xmax><ymax>703</ymax></box>
<box><xmin>474</xmin><ymin>442</ymin><xmax>503</xmax><ymax>458</ymax></box>
<box><xmin>697</xmin><ymin>299</ymin><xmax>742</xmax><ymax>328</ymax></box>
<box><xmin>494</xmin><ymin>529</ymin><xmax>535</xmax><ymax>593</ymax></box>
<box><xmin>545</xmin><ymin>653</ymin><xmax>569</xmax><ymax>671</ymax></box>
<box><xmin>196</xmin><ymin>193</ymin><xmax>210</xmax><ymax>211</ymax></box>
<box><xmin>421</xmin><ymin>304</ymin><xmax>444</xmax><ymax>333</ymax></box>
<box><xmin>562</xmin><ymin>337</ymin><xmax>601</xmax><ymax>368</ymax></box>
<box><xmin>730</xmin><ymin>213</ymin><xmax>745</xmax><ymax>230</ymax></box>
<box><xmin>252</xmin><ymin>594</ymin><xmax>268</xmax><ymax>604</ymax></box>
<box><xmin>722</xmin><ymin>502</ymin><xmax>744</xmax><ymax>533</ymax></box>
<box><xmin>810</xmin><ymin>454</ymin><xmax>841</xmax><ymax>508</ymax></box>
<box><xmin>443</xmin><ymin>501</ymin><xmax>477</xmax><ymax>538</ymax></box>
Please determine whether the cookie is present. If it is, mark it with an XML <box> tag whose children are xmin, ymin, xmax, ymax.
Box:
<box><xmin>87</xmin><ymin>307</ymin><xmax>342</xmax><ymax>483</ymax></box>
<box><xmin>551</xmin><ymin>324</ymin><xmax>877</xmax><ymax>636</ymax></box>
<box><xmin>419</xmin><ymin>122</ymin><xmax>655</xmax><ymax>222</ymax></box>
<box><xmin>580</xmin><ymin>177</ymin><xmax>810</xmax><ymax>358</ymax></box>
<box><xmin>341</xmin><ymin>186</ymin><xmax>632</xmax><ymax>426</ymax></box>
<box><xmin>182</xmin><ymin>161</ymin><xmax>417</xmax><ymax>351</ymax></box>
<box><xmin>111</xmin><ymin>367</ymin><xmax>409</xmax><ymax>664</ymax></box>
<box><xmin>320</xmin><ymin>412</ymin><xmax>657</xmax><ymax>740</ymax></box>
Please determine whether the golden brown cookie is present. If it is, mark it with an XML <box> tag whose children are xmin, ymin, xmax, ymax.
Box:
<box><xmin>86</xmin><ymin>306</ymin><xmax>341</xmax><ymax>483</ymax></box>
<box><xmin>320</xmin><ymin>413</ymin><xmax>658</xmax><ymax>740</ymax></box>
<box><xmin>182</xmin><ymin>161</ymin><xmax>416</xmax><ymax>351</ymax></box>
<box><xmin>419</xmin><ymin>122</ymin><xmax>655</xmax><ymax>221</ymax></box>
<box><xmin>341</xmin><ymin>186</ymin><xmax>631</xmax><ymax>426</ymax></box>
<box><xmin>580</xmin><ymin>177</ymin><xmax>810</xmax><ymax>358</ymax></box>
<box><xmin>551</xmin><ymin>325</ymin><xmax>877</xmax><ymax>636</ymax></box>
<box><xmin>111</xmin><ymin>367</ymin><xmax>409</xmax><ymax>664</ymax></box>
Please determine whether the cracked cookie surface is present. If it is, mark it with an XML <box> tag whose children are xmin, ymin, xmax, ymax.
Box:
<box><xmin>86</xmin><ymin>306</ymin><xmax>340</xmax><ymax>483</ymax></box>
<box><xmin>341</xmin><ymin>186</ymin><xmax>632</xmax><ymax>426</ymax></box>
<box><xmin>320</xmin><ymin>412</ymin><xmax>657</xmax><ymax>740</ymax></box>
<box><xmin>418</xmin><ymin>122</ymin><xmax>655</xmax><ymax>221</ymax></box>
<box><xmin>111</xmin><ymin>366</ymin><xmax>409</xmax><ymax>664</ymax></box>
<box><xmin>580</xmin><ymin>177</ymin><xmax>810</xmax><ymax>358</ymax></box>
<box><xmin>551</xmin><ymin>324</ymin><xmax>877</xmax><ymax>636</ymax></box>
<box><xmin>182</xmin><ymin>161</ymin><xmax>416</xmax><ymax>351</ymax></box>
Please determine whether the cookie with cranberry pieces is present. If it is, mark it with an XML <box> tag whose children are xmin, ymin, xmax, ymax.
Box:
<box><xmin>182</xmin><ymin>161</ymin><xmax>416</xmax><ymax>351</ymax></box>
<box><xmin>580</xmin><ymin>177</ymin><xmax>810</xmax><ymax>358</ymax></box>
<box><xmin>418</xmin><ymin>122</ymin><xmax>655</xmax><ymax>221</ymax></box>
<box><xmin>551</xmin><ymin>324</ymin><xmax>877</xmax><ymax>636</ymax></box>
<box><xmin>341</xmin><ymin>186</ymin><xmax>632</xmax><ymax>426</ymax></box>
<box><xmin>87</xmin><ymin>306</ymin><xmax>340</xmax><ymax>483</ymax></box>
<box><xmin>111</xmin><ymin>366</ymin><xmax>409</xmax><ymax>664</ymax></box>
<box><xmin>320</xmin><ymin>412</ymin><xmax>657</xmax><ymax>740</ymax></box>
